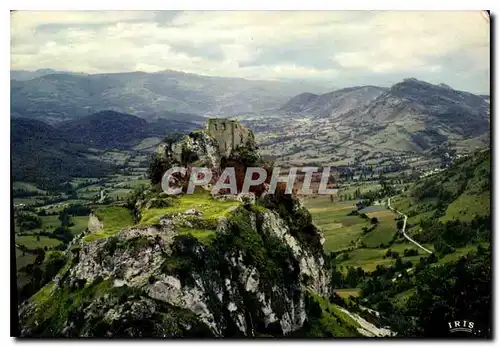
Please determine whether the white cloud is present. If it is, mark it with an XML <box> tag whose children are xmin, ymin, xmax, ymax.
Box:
<box><xmin>10</xmin><ymin>10</ymin><xmax>490</xmax><ymax>93</ymax></box>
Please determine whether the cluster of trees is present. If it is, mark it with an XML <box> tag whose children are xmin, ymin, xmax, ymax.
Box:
<box><xmin>17</xmin><ymin>250</ymin><xmax>68</xmax><ymax>303</ymax></box>
<box><xmin>16</xmin><ymin>203</ymin><xmax>94</xmax><ymax>303</ymax></box>
<box><xmin>346</xmin><ymin>243</ymin><xmax>491</xmax><ymax>337</ymax></box>
<box><xmin>387</xmin><ymin>246</ymin><xmax>491</xmax><ymax>337</ymax></box>
<box><xmin>383</xmin><ymin>249</ymin><xmax>400</xmax><ymax>259</ymax></box>
<box><xmin>16</xmin><ymin>213</ymin><xmax>42</xmax><ymax>232</ymax></box>
<box><xmin>330</xmin><ymin>265</ymin><xmax>366</xmax><ymax>289</ymax></box>
<box><xmin>415</xmin><ymin>215</ymin><xmax>491</xmax><ymax>256</ymax></box>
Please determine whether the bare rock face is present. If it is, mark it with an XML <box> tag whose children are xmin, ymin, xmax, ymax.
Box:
<box><xmin>72</xmin><ymin>226</ymin><xmax>176</xmax><ymax>287</ymax></box>
<box><xmin>171</xmin><ymin>130</ymin><xmax>222</xmax><ymax>167</ymax></box>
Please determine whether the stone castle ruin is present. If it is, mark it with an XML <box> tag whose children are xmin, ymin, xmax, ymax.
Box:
<box><xmin>154</xmin><ymin>118</ymin><xmax>257</xmax><ymax>174</ymax></box>
<box><xmin>205</xmin><ymin>118</ymin><xmax>253</xmax><ymax>158</ymax></box>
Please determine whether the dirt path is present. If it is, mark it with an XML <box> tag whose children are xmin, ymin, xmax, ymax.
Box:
<box><xmin>387</xmin><ymin>197</ymin><xmax>433</xmax><ymax>254</ymax></box>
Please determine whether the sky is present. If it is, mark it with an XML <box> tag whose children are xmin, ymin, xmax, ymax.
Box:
<box><xmin>10</xmin><ymin>10</ymin><xmax>490</xmax><ymax>94</ymax></box>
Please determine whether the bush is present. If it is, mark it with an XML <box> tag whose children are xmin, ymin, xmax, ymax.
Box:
<box><xmin>403</xmin><ymin>248</ymin><xmax>419</xmax><ymax>257</ymax></box>
<box><xmin>147</xmin><ymin>153</ymin><xmax>172</xmax><ymax>185</ymax></box>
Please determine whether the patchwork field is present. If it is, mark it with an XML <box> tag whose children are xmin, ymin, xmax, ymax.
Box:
<box><xmin>30</xmin><ymin>215</ymin><xmax>61</xmax><ymax>233</ymax></box>
<box><xmin>337</xmin><ymin>242</ymin><xmax>432</xmax><ymax>272</ymax></box>
<box><xmin>71</xmin><ymin>216</ymin><xmax>90</xmax><ymax>235</ymax></box>
<box><xmin>16</xmin><ymin>235</ymin><xmax>62</xmax><ymax>250</ymax></box>
<box><xmin>334</xmin><ymin>288</ymin><xmax>361</xmax><ymax>298</ymax></box>
<box><xmin>304</xmin><ymin>194</ymin><xmax>445</xmax><ymax>272</ymax></box>
<box><xmin>337</xmin><ymin>183</ymin><xmax>381</xmax><ymax>199</ymax></box>
<box><xmin>304</xmin><ymin>193</ymin><xmax>400</xmax><ymax>254</ymax></box>
<box><xmin>362</xmin><ymin>210</ymin><xmax>398</xmax><ymax>248</ymax></box>
<box><xmin>305</xmin><ymin>197</ymin><xmax>370</xmax><ymax>253</ymax></box>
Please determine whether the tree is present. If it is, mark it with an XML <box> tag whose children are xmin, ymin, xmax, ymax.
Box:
<box><xmin>58</xmin><ymin>210</ymin><xmax>71</xmax><ymax>228</ymax></box>
<box><xmin>147</xmin><ymin>153</ymin><xmax>172</xmax><ymax>185</ymax></box>
<box><xmin>34</xmin><ymin>248</ymin><xmax>45</xmax><ymax>265</ymax></box>
<box><xmin>434</xmin><ymin>238</ymin><xmax>455</xmax><ymax>256</ymax></box>
<box><xmin>370</xmin><ymin>217</ymin><xmax>379</xmax><ymax>225</ymax></box>
<box><xmin>396</xmin><ymin>220</ymin><xmax>404</xmax><ymax>230</ymax></box>
<box><xmin>403</xmin><ymin>248</ymin><xmax>418</xmax><ymax>257</ymax></box>
<box><xmin>389</xmin><ymin>249</ymin><xmax>491</xmax><ymax>337</ymax></box>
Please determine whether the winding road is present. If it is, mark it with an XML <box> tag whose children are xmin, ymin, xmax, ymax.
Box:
<box><xmin>387</xmin><ymin>197</ymin><xmax>433</xmax><ymax>254</ymax></box>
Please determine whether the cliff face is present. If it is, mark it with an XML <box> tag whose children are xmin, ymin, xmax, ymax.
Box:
<box><xmin>19</xmin><ymin>193</ymin><xmax>330</xmax><ymax>337</ymax></box>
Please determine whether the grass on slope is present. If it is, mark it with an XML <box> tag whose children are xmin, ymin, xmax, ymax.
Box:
<box><xmin>437</xmin><ymin>243</ymin><xmax>489</xmax><ymax>264</ymax></box>
<box><xmin>140</xmin><ymin>191</ymin><xmax>240</xmax><ymax>226</ymax></box>
<box><xmin>305</xmin><ymin>292</ymin><xmax>363</xmax><ymax>337</ymax></box>
<box><xmin>83</xmin><ymin>206</ymin><xmax>134</xmax><ymax>242</ymax></box>
<box><xmin>392</xmin><ymin>289</ymin><xmax>416</xmax><ymax>308</ymax></box>
<box><xmin>391</xmin><ymin>150</ymin><xmax>490</xmax><ymax>223</ymax></box>
<box><xmin>178</xmin><ymin>227</ymin><xmax>216</xmax><ymax>245</ymax></box>
<box><xmin>440</xmin><ymin>194</ymin><xmax>490</xmax><ymax>222</ymax></box>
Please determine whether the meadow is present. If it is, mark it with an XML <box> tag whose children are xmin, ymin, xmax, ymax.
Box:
<box><xmin>304</xmin><ymin>197</ymin><xmax>370</xmax><ymax>253</ymax></box>
<box><xmin>305</xmin><ymin>190</ymin><xmax>487</xmax><ymax>273</ymax></box>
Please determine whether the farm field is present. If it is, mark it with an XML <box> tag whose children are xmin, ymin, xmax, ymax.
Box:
<box><xmin>15</xmin><ymin>249</ymin><xmax>37</xmax><ymax>270</ymax></box>
<box><xmin>305</xmin><ymin>192</ymin><xmax>441</xmax><ymax>272</ymax></box>
<box><xmin>361</xmin><ymin>210</ymin><xmax>398</xmax><ymax>248</ymax></box>
<box><xmin>336</xmin><ymin>182</ymin><xmax>381</xmax><ymax>200</ymax></box>
<box><xmin>334</xmin><ymin>288</ymin><xmax>361</xmax><ymax>298</ymax></box>
<box><xmin>16</xmin><ymin>235</ymin><xmax>62</xmax><ymax>250</ymax></box>
<box><xmin>337</xmin><ymin>242</ymin><xmax>433</xmax><ymax>272</ymax></box>
<box><xmin>304</xmin><ymin>194</ymin><xmax>398</xmax><ymax>253</ymax></box>
<box><xmin>71</xmin><ymin>216</ymin><xmax>90</xmax><ymax>235</ymax></box>
<box><xmin>304</xmin><ymin>197</ymin><xmax>371</xmax><ymax>253</ymax></box>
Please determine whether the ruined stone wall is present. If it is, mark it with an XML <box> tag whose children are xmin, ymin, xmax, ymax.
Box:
<box><xmin>206</xmin><ymin>118</ymin><xmax>251</xmax><ymax>158</ymax></box>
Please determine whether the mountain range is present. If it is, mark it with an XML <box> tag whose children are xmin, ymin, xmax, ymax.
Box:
<box><xmin>11</xmin><ymin>111</ymin><xmax>200</xmax><ymax>189</ymax></box>
<box><xmin>11</xmin><ymin>69</ymin><xmax>330</xmax><ymax>123</ymax></box>
<box><xmin>10</xmin><ymin>70</ymin><xmax>490</xmax><ymax>188</ymax></box>
<box><xmin>251</xmin><ymin>78</ymin><xmax>490</xmax><ymax>167</ymax></box>
<box><xmin>280</xmin><ymin>85</ymin><xmax>388</xmax><ymax>119</ymax></box>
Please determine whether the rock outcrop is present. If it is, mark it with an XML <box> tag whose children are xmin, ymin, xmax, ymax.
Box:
<box><xmin>19</xmin><ymin>194</ymin><xmax>331</xmax><ymax>337</ymax></box>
